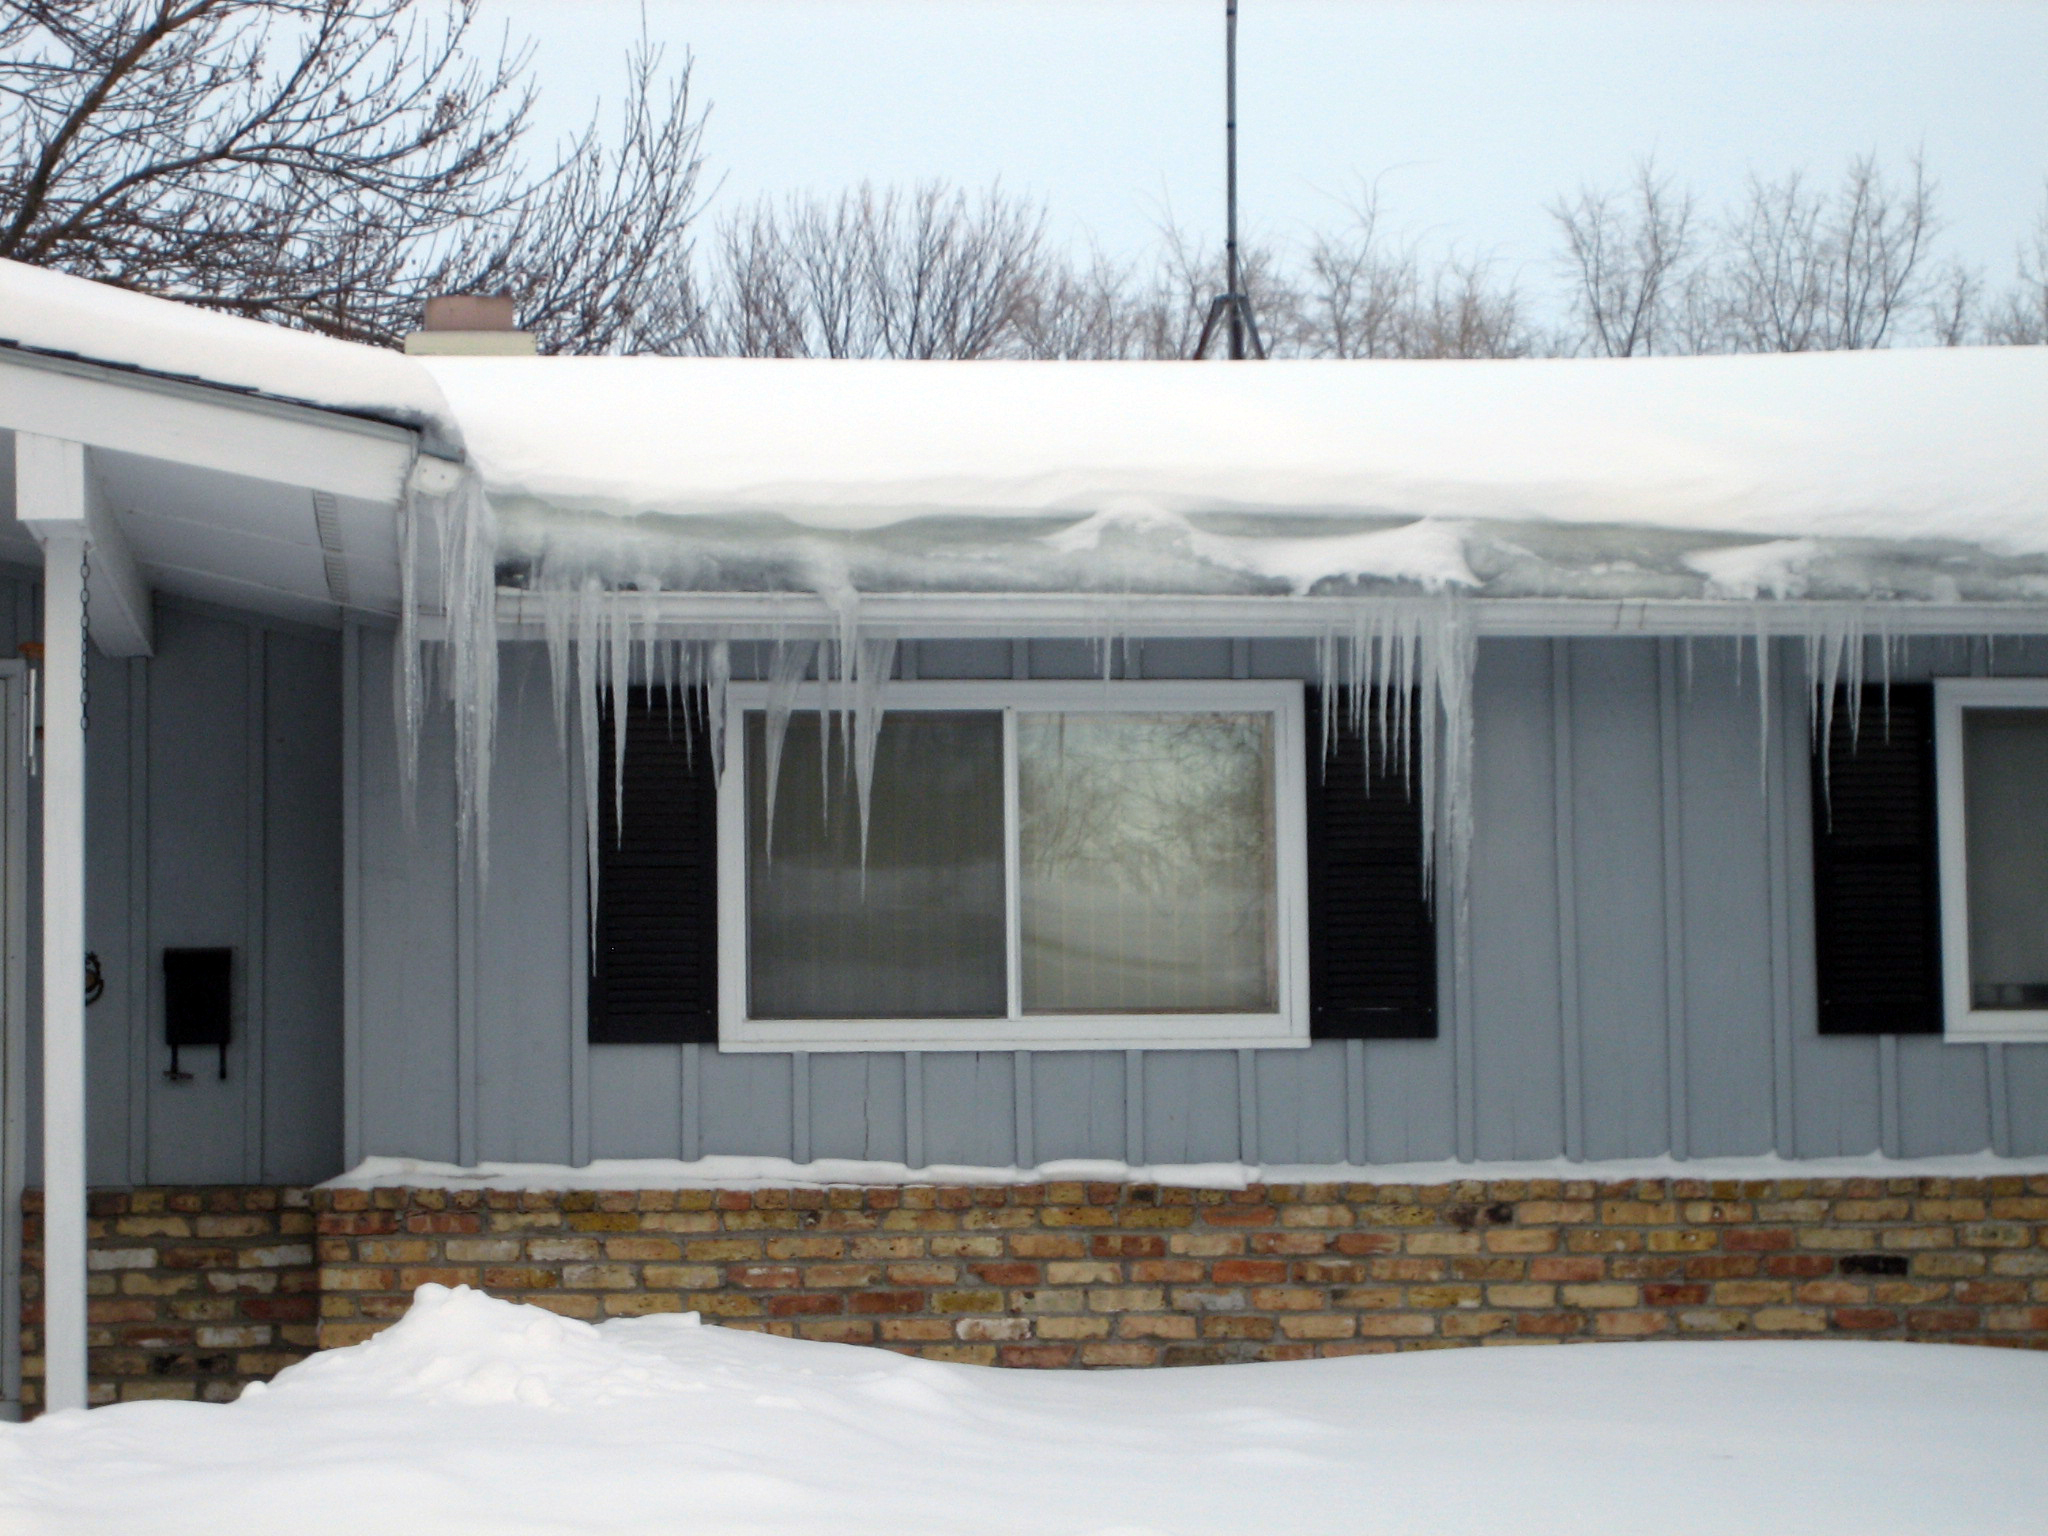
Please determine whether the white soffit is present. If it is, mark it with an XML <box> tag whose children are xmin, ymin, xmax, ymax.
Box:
<box><xmin>95</xmin><ymin>452</ymin><xmax>403</xmax><ymax>627</ymax></box>
<box><xmin>2</xmin><ymin>429</ymin><xmax>407</xmax><ymax>629</ymax></box>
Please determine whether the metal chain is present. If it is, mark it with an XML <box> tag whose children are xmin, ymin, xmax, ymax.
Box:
<box><xmin>79</xmin><ymin>541</ymin><xmax>90</xmax><ymax>734</ymax></box>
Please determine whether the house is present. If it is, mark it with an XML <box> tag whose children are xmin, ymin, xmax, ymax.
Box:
<box><xmin>2</xmin><ymin>259</ymin><xmax>2044</xmax><ymax>1416</ymax></box>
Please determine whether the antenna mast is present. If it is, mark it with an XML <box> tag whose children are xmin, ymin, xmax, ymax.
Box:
<box><xmin>1195</xmin><ymin>0</ymin><xmax>1265</xmax><ymax>359</ymax></box>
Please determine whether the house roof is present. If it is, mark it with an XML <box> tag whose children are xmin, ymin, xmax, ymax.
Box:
<box><xmin>4</xmin><ymin>261</ymin><xmax>2047</xmax><ymax>626</ymax></box>
<box><xmin>431</xmin><ymin>348</ymin><xmax>2048</xmax><ymax>604</ymax></box>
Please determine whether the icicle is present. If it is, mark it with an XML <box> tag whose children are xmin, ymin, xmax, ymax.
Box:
<box><xmin>850</xmin><ymin>635</ymin><xmax>897</xmax><ymax>873</ymax></box>
<box><xmin>705</xmin><ymin>639</ymin><xmax>731</xmax><ymax>779</ymax></box>
<box><xmin>1752</xmin><ymin>608</ymin><xmax>1773</xmax><ymax>793</ymax></box>
<box><xmin>1803</xmin><ymin>604</ymin><xmax>1871</xmax><ymax>821</ymax></box>
<box><xmin>762</xmin><ymin>639</ymin><xmax>817</xmax><ymax>860</ymax></box>
<box><xmin>539</xmin><ymin>582</ymin><xmax>576</xmax><ymax>750</ymax></box>
<box><xmin>393</xmin><ymin>484</ymin><xmax>424</xmax><ymax>816</ymax></box>
<box><xmin>1876</xmin><ymin>612</ymin><xmax>1897</xmax><ymax>740</ymax></box>
<box><xmin>1310</xmin><ymin>599</ymin><xmax>1470</xmax><ymax>908</ymax></box>
<box><xmin>609</xmin><ymin>593</ymin><xmax>632</xmax><ymax>847</ymax></box>
<box><xmin>394</xmin><ymin>468</ymin><xmax>499</xmax><ymax>879</ymax></box>
<box><xmin>575</xmin><ymin>578</ymin><xmax>604</xmax><ymax>943</ymax></box>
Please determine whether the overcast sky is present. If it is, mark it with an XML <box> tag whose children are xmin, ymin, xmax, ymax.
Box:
<box><xmin>478</xmin><ymin>1</ymin><xmax>2048</xmax><ymax>300</ymax></box>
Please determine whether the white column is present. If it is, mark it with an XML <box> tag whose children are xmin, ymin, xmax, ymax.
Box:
<box><xmin>20</xmin><ymin>435</ymin><xmax>89</xmax><ymax>1414</ymax></box>
<box><xmin>38</xmin><ymin>528</ymin><xmax>87</xmax><ymax>1413</ymax></box>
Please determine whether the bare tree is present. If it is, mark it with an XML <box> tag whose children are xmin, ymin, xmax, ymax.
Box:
<box><xmin>699</xmin><ymin>182</ymin><xmax>1048</xmax><ymax>358</ymax></box>
<box><xmin>1715</xmin><ymin>155</ymin><xmax>1938</xmax><ymax>352</ymax></box>
<box><xmin>0</xmin><ymin>1</ymin><xmax>707</xmax><ymax>351</ymax></box>
<box><xmin>436</xmin><ymin>34</ymin><xmax>710</xmax><ymax>355</ymax></box>
<box><xmin>1410</xmin><ymin>257</ymin><xmax>1535</xmax><ymax>359</ymax></box>
<box><xmin>1016</xmin><ymin>250</ymin><xmax>1155</xmax><ymax>360</ymax></box>
<box><xmin>1925</xmin><ymin>260</ymin><xmax>1983</xmax><ymax>346</ymax></box>
<box><xmin>1551</xmin><ymin>161</ymin><xmax>1697</xmax><ymax>356</ymax></box>
<box><xmin>1295</xmin><ymin>190</ymin><xmax>1421</xmax><ymax>358</ymax></box>
<box><xmin>1985</xmin><ymin>187</ymin><xmax>2048</xmax><ymax>345</ymax></box>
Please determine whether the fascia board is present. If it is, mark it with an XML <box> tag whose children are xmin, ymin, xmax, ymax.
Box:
<box><xmin>490</xmin><ymin>589</ymin><xmax>2048</xmax><ymax>641</ymax></box>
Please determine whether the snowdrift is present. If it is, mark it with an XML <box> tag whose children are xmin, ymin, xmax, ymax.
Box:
<box><xmin>3</xmin><ymin>1284</ymin><xmax>2043</xmax><ymax>1536</ymax></box>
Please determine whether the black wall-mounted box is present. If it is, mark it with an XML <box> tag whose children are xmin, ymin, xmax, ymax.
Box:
<box><xmin>163</xmin><ymin>947</ymin><xmax>232</xmax><ymax>1080</ymax></box>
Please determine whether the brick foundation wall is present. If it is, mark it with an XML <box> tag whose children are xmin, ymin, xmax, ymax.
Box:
<box><xmin>19</xmin><ymin>1188</ymin><xmax>318</xmax><ymax>1410</ymax></box>
<box><xmin>22</xmin><ymin>1175</ymin><xmax>2047</xmax><ymax>1409</ymax></box>
<box><xmin>311</xmin><ymin>1176</ymin><xmax>2048</xmax><ymax>1364</ymax></box>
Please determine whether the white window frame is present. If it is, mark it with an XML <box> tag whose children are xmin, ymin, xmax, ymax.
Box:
<box><xmin>717</xmin><ymin>679</ymin><xmax>1311</xmax><ymax>1052</ymax></box>
<box><xmin>1934</xmin><ymin>677</ymin><xmax>2048</xmax><ymax>1043</ymax></box>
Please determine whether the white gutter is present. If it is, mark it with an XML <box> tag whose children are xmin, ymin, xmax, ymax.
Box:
<box><xmin>492</xmin><ymin>590</ymin><xmax>2048</xmax><ymax>641</ymax></box>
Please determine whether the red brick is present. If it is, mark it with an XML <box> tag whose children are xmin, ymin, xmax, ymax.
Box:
<box><xmin>1211</xmin><ymin>1259</ymin><xmax>1288</xmax><ymax>1285</ymax></box>
<box><xmin>1000</xmin><ymin>1344</ymin><xmax>1077</xmax><ymax>1368</ymax></box>
<box><xmin>766</xmin><ymin>1294</ymin><xmax>843</xmax><ymax>1317</ymax></box>
<box><xmin>1642</xmin><ymin>1283</ymin><xmax>1709</xmax><ymax>1307</ymax></box>
<box><xmin>1905</xmin><ymin>1308</ymin><xmax>1979</xmax><ymax>1332</ymax></box>
<box><xmin>969</xmin><ymin>1262</ymin><xmax>1041</xmax><ymax>1286</ymax></box>
<box><xmin>849</xmin><ymin>1290</ymin><xmax>924</xmax><ymax>1315</ymax></box>
<box><xmin>1830</xmin><ymin>1308</ymin><xmax>1900</xmax><ymax>1331</ymax></box>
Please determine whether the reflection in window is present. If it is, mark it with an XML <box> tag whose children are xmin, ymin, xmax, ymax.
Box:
<box><xmin>1963</xmin><ymin>708</ymin><xmax>2048</xmax><ymax>1009</ymax></box>
<box><xmin>1018</xmin><ymin>713</ymin><xmax>1277</xmax><ymax>1014</ymax></box>
<box><xmin>745</xmin><ymin>711</ymin><xmax>1006</xmax><ymax>1019</ymax></box>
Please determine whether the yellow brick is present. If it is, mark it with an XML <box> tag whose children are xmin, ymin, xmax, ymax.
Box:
<box><xmin>1046</xmin><ymin>1262</ymin><xmax>1121</xmax><ymax>1285</ymax></box>
<box><xmin>603</xmin><ymin>1294</ymin><xmax>686</xmax><ymax>1316</ymax></box>
<box><xmin>1035</xmin><ymin>1315</ymin><xmax>1112</xmax><ymax>1340</ymax></box>
<box><xmin>1357</xmin><ymin>1313</ymin><xmax>1436</xmax><ymax>1337</ymax></box>
<box><xmin>1561</xmin><ymin>1283</ymin><xmax>1639</xmax><ymax>1309</ymax></box>
<box><xmin>1118</xmin><ymin>1314</ymin><xmax>1198</xmax><ymax>1340</ymax></box>
<box><xmin>1752</xmin><ymin>1307</ymin><xmax>1827</xmax><ymax>1333</ymax></box>
<box><xmin>1712</xmin><ymin>1281</ymin><xmax>1791</xmax><ymax>1306</ymax></box>
<box><xmin>1278</xmin><ymin>1313</ymin><xmax>1357</xmax><ymax>1340</ymax></box>
<box><xmin>1280</xmin><ymin>1205</ymin><xmax>1353</xmax><ymax>1228</ymax></box>
<box><xmin>1408</xmin><ymin>1285</ymin><xmax>1484</xmax><ymax>1309</ymax></box>
<box><xmin>1087</xmin><ymin>1287</ymin><xmax>1167</xmax><ymax>1312</ymax></box>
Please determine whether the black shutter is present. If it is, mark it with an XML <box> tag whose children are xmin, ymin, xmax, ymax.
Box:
<box><xmin>588</xmin><ymin>688</ymin><xmax>719</xmax><ymax>1044</ymax></box>
<box><xmin>1811</xmin><ymin>683</ymin><xmax>1942</xmax><ymax>1034</ymax></box>
<box><xmin>1305</xmin><ymin>692</ymin><xmax>1438</xmax><ymax>1039</ymax></box>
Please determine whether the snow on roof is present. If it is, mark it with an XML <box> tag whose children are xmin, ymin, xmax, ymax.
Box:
<box><xmin>7</xmin><ymin>262</ymin><xmax>2045</xmax><ymax>604</ymax></box>
<box><xmin>424</xmin><ymin>348</ymin><xmax>2048</xmax><ymax>602</ymax></box>
<box><xmin>0</xmin><ymin>258</ymin><xmax>461</xmax><ymax>451</ymax></box>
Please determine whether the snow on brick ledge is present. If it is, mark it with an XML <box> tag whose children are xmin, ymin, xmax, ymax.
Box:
<box><xmin>323</xmin><ymin>1150</ymin><xmax>2048</xmax><ymax>1192</ymax></box>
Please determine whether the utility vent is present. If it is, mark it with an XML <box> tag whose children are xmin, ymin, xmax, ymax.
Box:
<box><xmin>403</xmin><ymin>292</ymin><xmax>537</xmax><ymax>356</ymax></box>
<box><xmin>311</xmin><ymin>490</ymin><xmax>350</xmax><ymax>606</ymax></box>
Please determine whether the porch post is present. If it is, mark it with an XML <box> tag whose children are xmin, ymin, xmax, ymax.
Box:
<box><xmin>20</xmin><ymin>436</ymin><xmax>88</xmax><ymax>1413</ymax></box>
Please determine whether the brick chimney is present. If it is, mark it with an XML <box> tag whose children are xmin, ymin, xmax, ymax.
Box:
<box><xmin>403</xmin><ymin>293</ymin><xmax>537</xmax><ymax>356</ymax></box>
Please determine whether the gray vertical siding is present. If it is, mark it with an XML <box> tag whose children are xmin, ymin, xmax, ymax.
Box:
<box><xmin>24</xmin><ymin>585</ymin><xmax>345</xmax><ymax>1187</ymax></box>
<box><xmin>344</xmin><ymin>633</ymin><xmax>2048</xmax><ymax>1173</ymax></box>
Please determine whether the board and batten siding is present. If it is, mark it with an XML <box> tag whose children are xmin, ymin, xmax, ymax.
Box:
<box><xmin>346</xmin><ymin>632</ymin><xmax>2048</xmax><ymax>1174</ymax></box>
<box><xmin>7</xmin><ymin>574</ymin><xmax>347</xmax><ymax>1189</ymax></box>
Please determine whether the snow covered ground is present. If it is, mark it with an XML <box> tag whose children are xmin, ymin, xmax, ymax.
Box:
<box><xmin>3</xmin><ymin>1285</ymin><xmax>2042</xmax><ymax>1536</ymax></box>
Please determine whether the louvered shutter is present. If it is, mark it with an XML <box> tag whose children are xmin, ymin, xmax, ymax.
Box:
<box><xmin>1305</xmin><ymin>693</ymin><xmax>1438</xmax><ymax>1039</ymax></box>
<box><xmin>1811</xmin><ymin>683</ymin><xmax>1942</xmax><ymax>1034</ymax></box>
<box><xmin>588</xmin><ymin>689</ymin><xmax>719</xmax><ymax>1044</ymax></box>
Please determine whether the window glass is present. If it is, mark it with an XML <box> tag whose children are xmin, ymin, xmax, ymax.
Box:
<box><xmin>1962</xmin><ymin>708</ymin><xmax>2048</xmax><ymax>1009</ymax></box>
<box><xmin>1018</xmin><ymin>713</ymin><xmax>1277</xmax><ymax>1014</ymax></box>
<box><xmin>745</xmin><ymin>711</ymin><xmax>1006</xmax><ymax>1019</ymax></box>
